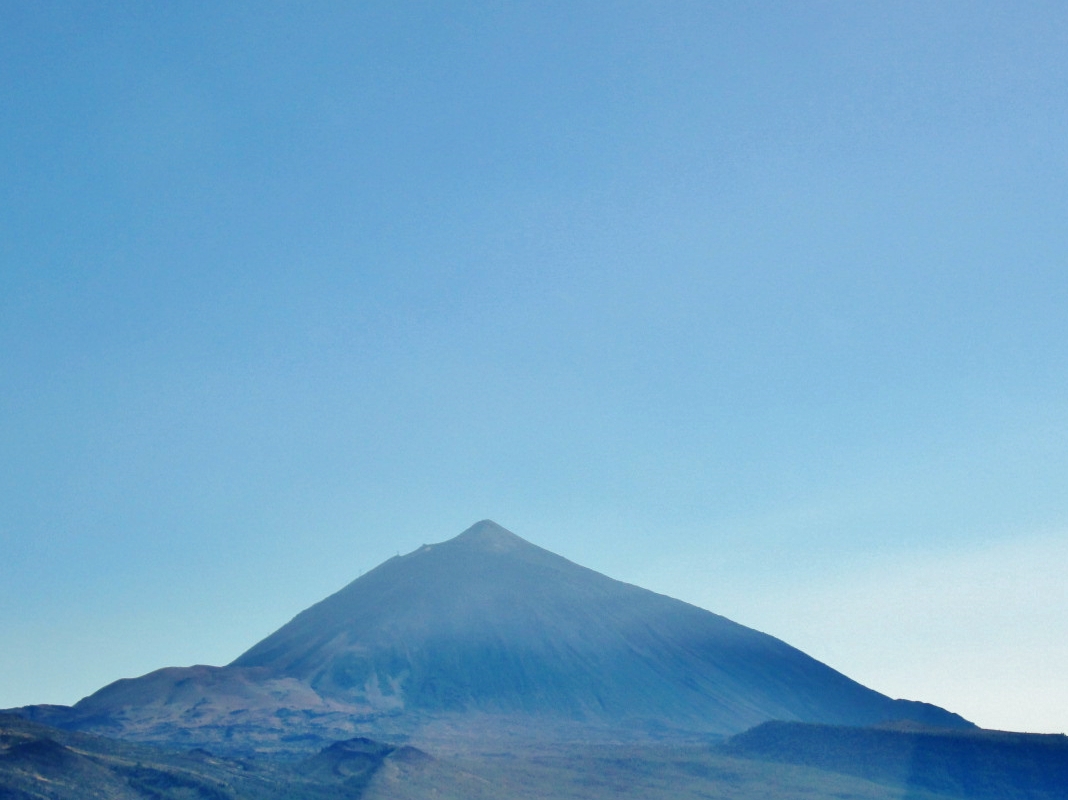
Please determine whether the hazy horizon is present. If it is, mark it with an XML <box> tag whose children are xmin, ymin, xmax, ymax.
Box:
<box><xmin>2</xmin><ymin>3</ymin><xmax>1066</xmax><ymax>734</ymax></box>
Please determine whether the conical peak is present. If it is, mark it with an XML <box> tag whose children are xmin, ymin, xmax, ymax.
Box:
<box><xmin>185</xmin><ymin>518</ymin><xmax>973</xmax><ymax>741</ymax></box>
<box><xmin>450</xmin><ymin>519</ymin><xmax>527</xmax><ymax>551</ymax></box>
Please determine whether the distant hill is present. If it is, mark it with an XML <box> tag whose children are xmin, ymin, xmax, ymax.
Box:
<box><xmin>10</xmin><ymin>521</ymin><xmax>969</xmax><ymax>751</ymax></box>
<box><xmin>722</xmin><ymin>720</ymin><xmax>1068</xmax><ymax>799</ymax></box>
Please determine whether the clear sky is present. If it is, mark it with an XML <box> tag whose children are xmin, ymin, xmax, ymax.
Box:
<box><xmin>2</xmin><ymin>2</ymin><xmax>1066</xmax><ymax>734</ymax></box>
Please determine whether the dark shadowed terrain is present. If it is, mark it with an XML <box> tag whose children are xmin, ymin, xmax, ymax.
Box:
<box><xmin>722</xmin><ymin>721</ymin><xmax>1068</xmax><ymax>799</ymax></box>
<box><xmin>0</xmin><ymin>712</ymin><xmax>424</xmax><ymax>800</ymax></box>
<box><xmin>4</xmin><ymin>712</ymin><xmax>1066</xmax><ymax>800</ymax></box>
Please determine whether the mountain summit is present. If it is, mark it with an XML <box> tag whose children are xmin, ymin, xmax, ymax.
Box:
<box><xmin>451</xmin><ymin>518</ymin><xmax>528</xmax><ymax>548</ymax></box>
<box><xmin>16</xmin><ymin>521</ymin><xmax>970</xmax><ymax>750</ymax></box>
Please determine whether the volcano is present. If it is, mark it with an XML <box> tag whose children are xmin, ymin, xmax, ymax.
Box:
<box><xmin>14</xmin><ymin>521</ymin><xmax>970</xmax><ymax>750</ymax></box>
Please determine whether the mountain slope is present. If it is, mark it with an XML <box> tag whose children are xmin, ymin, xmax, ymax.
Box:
<box><xmin>230</xmin><ymin>520</ymin><xmax>966</xmax><ymax>734</ymax></box>
<box><xmin>13</xmin><ymin>521</ymin><xmax>969</xmax><ymax>749</ymax></box>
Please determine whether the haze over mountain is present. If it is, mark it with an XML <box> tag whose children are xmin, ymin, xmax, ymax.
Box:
<box><xmin>14</xmin><ymin>521</ymin><xmax>969</xmax><ymax>751</ymax></box>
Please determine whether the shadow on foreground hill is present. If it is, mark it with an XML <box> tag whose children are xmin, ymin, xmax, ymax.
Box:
<box><xmin>721</xmin><ymin>720</ymin><xmax>1068</xmax><ymax>799</ymax></box>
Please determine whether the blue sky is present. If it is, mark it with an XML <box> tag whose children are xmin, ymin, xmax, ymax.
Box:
<box><xmin>2</xmin><ymin>2</ymin><xmax>1066</xmax><ymax>733</ymax></box>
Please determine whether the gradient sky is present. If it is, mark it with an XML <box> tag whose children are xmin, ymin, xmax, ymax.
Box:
<box><xmin>2</xmin><ymin>2</ymin><xmax>1066</xmax><ymax>734</ymax></box>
